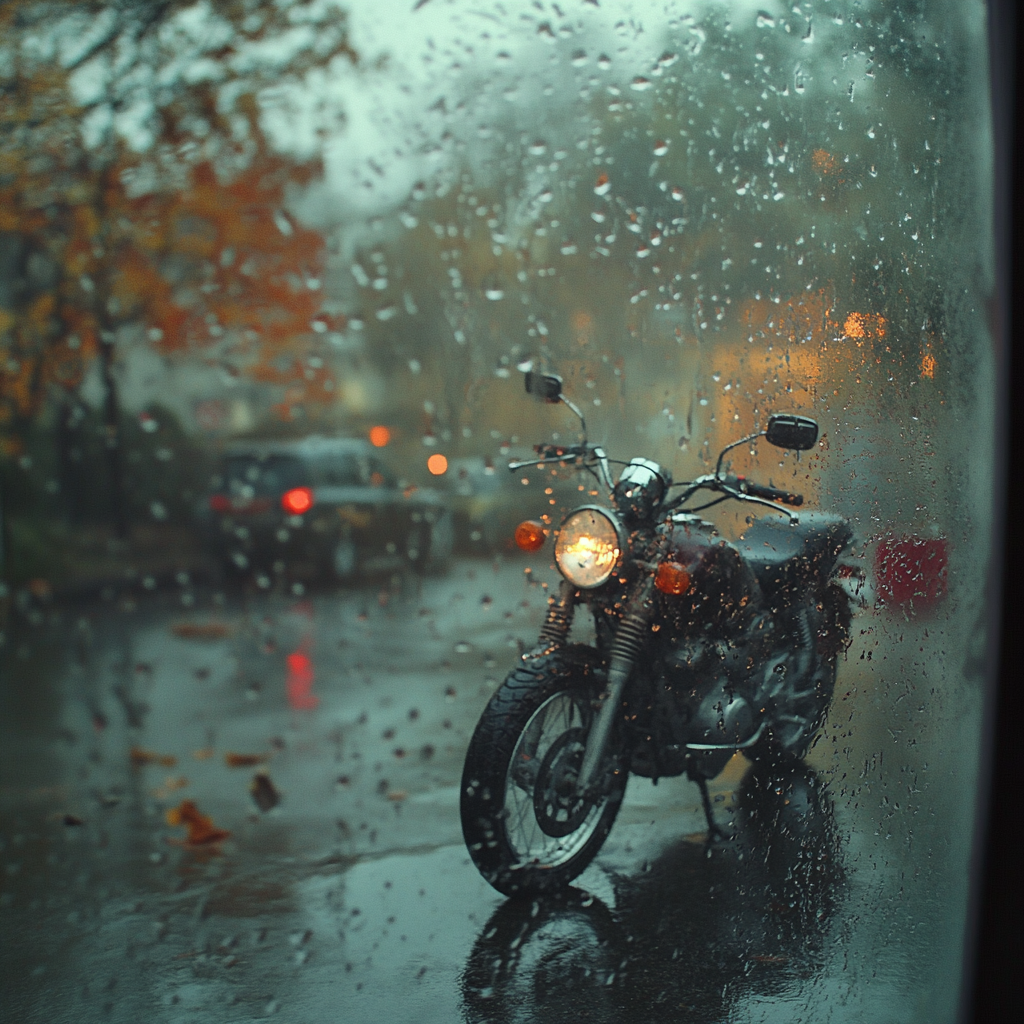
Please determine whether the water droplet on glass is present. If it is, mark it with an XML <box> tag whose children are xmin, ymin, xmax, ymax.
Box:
<box><xmin>376</xmin><ymin>305</ymin><xmax>398</xmax><ymax>321</ymax></box>
<box><xmin>528</xmin><ymin>140</ymin><xmax>547</xmax><ymax>155</ymax></box>
<box><xmin>594</xmin><ymin>174</ymin><xmax>611</xmax><ymax>196</ymax></box>
<box><xmin>483</xmin><ymin>284</ymin><xmax>504</xmax><ymax>301</ymax></box>
<box><xmin>671</xmin><ymin>186</ymin><xmax>685</xmax><ymax>201</ymax></box>
<box><xmin>657</xmin><ymin>51</ymin><xmax>678</xmax><ymax>68</ymax></box>
<box><xmin>597</xmin><ymin>53</ymin><xmax>612</xmax><ymax>69</ymax></box>
<box><xmin>630</xmin><ymin>77</ymin><xmax>652</xmax><ymax>91</ymax></box>
<box><xmin>653</xmin><ymin>141</ymin><xmax>669</xmax><ymax>156</ymax></box>
<box><xmin>756</xmin><ymin>11</ymin><xmax>775</xmax><ymax>28</ymax></box>
<box><xmin>571</xmin><ymin>49</ymin><xmax>587</xmax><ymax>66</ymax></box>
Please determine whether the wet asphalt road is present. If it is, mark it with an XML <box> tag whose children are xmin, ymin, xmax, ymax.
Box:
<box><xmin>0</xmin><ymin>555</ymin><xmax>983</xmax><ymax>1023</ymax></box>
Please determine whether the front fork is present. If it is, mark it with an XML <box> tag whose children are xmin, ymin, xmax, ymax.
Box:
<box><xmin>576</xmin><ymin>575</ymin><xmax>655</xmax><ymax>791</ymax></box>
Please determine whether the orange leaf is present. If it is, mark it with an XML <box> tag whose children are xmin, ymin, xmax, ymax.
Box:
<box><xmin>165</xmin><ymin>799</ymin><xmax>231</xmax><ymax>844</ymax></box>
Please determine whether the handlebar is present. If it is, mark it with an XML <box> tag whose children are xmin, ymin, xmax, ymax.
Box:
<box><xmin>533</xmin><ymin>443</ymin><xmax>591</xmax><ymax>460</ymax></box>
<box><xmin>727</xmin><ymin>475</ymin><xmax>804</xmax><ymax>507</ymax></box>
<box><xmin>510</xmin><ymin>442</ymin><xmax>614</xmax><ymax>491</ymax></box>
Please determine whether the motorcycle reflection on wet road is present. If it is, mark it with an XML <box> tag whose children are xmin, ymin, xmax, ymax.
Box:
<box><xmin>462</xmin><ymin>761</ymin><xmax>843</xmax><ymax>1024</ymax></box>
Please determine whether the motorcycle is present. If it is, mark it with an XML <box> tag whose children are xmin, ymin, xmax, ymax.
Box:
<box><xmin>460</xmin><ymin>370</ymin><xmax>854</xmax><ymax>896</ymax></box>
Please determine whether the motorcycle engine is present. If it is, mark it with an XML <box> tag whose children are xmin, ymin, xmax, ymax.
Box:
<box><xmin>629</xmin><ymin>642</ymin><xmax>757</xmax><ymax>780</ymax></box>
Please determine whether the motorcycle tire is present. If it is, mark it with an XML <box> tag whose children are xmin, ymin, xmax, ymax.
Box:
<box><xmin>460</xmin><ymin>647</ymin><xmax>628</xmax><ymax>897</ymax></box>
<box><xmin>750</xmin><ymin>584</ymin><xmax>851</xmax><ymax>763</ymax></box>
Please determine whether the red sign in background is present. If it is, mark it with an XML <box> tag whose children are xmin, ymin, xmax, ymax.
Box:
<box><xmin>874</xmin><ymin>535</ymin><xmax>948</xmax><ymax>610</ymax></box>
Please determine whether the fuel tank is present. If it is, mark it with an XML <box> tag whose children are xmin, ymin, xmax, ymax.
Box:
<box><xmin>656</xmin><ymin>514</ymin><xmax>764</xmax><ymax>640</ymax></box>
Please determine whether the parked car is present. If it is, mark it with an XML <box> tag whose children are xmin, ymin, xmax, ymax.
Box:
<box><xmin>200</xmin><ymin>436</ymin><xmax>453</xmax><ymax>581</ymax></box>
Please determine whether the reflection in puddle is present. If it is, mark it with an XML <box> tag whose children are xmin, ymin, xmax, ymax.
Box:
<box><xmin>462</xmin><ymin>762</ymin><xmax>845</xmax><ymax>1023</ymax></box>
<box><xmin>286</xmin><ymin>641</ymin><xmax>318</xmax><ymax>711</ymax></box>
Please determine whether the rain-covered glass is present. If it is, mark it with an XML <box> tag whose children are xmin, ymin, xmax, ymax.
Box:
<box><xmin>0</xmin><ymin>2</ymin><xmax>1007</xmax><ymax>1022</ymax></box>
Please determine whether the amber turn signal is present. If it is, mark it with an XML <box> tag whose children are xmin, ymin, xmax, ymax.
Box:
<box><xmin>515</xmin><ymin>520</ymin><xmax>548</xmax><ymax>552</ymax></box>
<box><xmin>655</xmin><ymin>561</ymin><xmax>691</xmax><ymax>595</ymax></box>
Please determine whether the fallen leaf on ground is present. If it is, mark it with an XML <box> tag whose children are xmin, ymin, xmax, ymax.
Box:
<box><xmin>165</xmin><ymin>800</ymin><xmax>231</xmax><ymax>845</ymax></box>
<box><xmin>131</xmin><ymin>746</ymin><xmax>177</xmax><ymax>767</ymax></box>
<box><xmin>225</xmin><ymin>752</ymin><xmax>268</xmax><ymax>767</ymax></box>
<box><xmin>250</xmin><ymin>772</ymin><xmax>280</xmax><ymax>812</ymax></box>
<box><xmin>171</xmin><ymin>622</ymin><xmax>232</xmax><ymax>640</ymax></box>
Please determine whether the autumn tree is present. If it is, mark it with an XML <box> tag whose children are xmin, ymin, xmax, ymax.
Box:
<box><xmin>0</xmin><ymin>0</ymin><xmax>355</xmax><ymax>537</ymax></box>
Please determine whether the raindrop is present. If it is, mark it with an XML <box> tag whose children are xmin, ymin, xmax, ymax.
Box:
<box><xmin>657</xmin><ymin>51</ymin><xmax>678</xmax><ymax>68</ymax></box>
<box><xmin>630</xmin><ymin>77</ymin><xmax>652</xmax><ymax>91</ymax></box>
<box><xmin>671</xmin><ymin>186</ymin><xmax>685</xmax><ymax>201</ymax></box>
<box><xmin>537</xmin><ymin>21</ymin><xmax>556</xmax><ymax>42</ymax></box>
<box><xmin>528</xmin><ymin>140</ymin><xmax>548</xmax><ymax>155</ymax></box>
<box><xmin>755</xmin><ymin>11</ymin><xmax>775</xmax><ymax>28</ymax></box>
<box><xmin>375</xmin><ymin>306</ymin><xmax>398</xmax><ymax>321</ymax></box>
<box><xmin>597</xmin><ymin>54</ymin><xmax>612</xmax><ymax>69</ymax></box>
<box><xmin>594</xmin><ymin>174</ymin><xmax>611</xmax><ymax>196</ymax></box>
<box><xmin>653</xmin><ymin>140</ymin><xmax>669</xmax><ymax>156</ymax></box>
<box><xmin>454</xmin><ymin>641</ymin><xmax>473</xmax><ymax>654</ymax></box>
<box><xmin>571</xmin><ymin>49</ymin><xmax>587</xmax><ymax>66</ymax></box>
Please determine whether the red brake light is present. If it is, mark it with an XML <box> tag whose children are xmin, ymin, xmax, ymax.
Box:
<box><xmin>209</xmin><ymin>494</ymin><xmax>230</xmax><ymax>512</ymax></box>
<box><xmin>281</xmin><ymin>487</ymin><xmax>314</xmax><ymax>514</ymax></box>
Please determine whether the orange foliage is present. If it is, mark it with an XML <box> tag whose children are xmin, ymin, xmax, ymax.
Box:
<box><xmin>842</xmin><ymin>312</ymin><xmax>888</xmax><ymax>341</ymax></box>
<box><xmin>1</xmin><ymin>2</ymin><xmax>356</xmax><ymax>433</ymax></box>
<box><xmin>812</xmin><ymin>149</ymin><xmax>838</xmax><ymax>175</ymax></box>
<box><xmin>165</xmin><ymin>800</ymin><xmax>231</xmax><ymax>845</ymax></box>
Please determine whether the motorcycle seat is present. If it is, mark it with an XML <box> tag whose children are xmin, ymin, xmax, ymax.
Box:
<box><xmin>737</xmin><ymin>512</ymin><xmax>852</xmax><ymax>597</ymax></box>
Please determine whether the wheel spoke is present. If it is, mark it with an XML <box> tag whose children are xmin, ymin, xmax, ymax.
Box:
<box><xmin>501</xmin><ymin>691</ymin><xmax>611</xmax><ymax>868</ymax></box>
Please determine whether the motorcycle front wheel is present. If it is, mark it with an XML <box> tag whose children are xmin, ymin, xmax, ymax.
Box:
<box><xmin>460</xmin><ymin>648</ymin><xmax>628</xmax><ymax>897</ymax></box>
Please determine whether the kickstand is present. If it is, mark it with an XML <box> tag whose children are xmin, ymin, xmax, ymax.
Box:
<box><xmin>697</xmin><ymin>777</ymin><xmax>728</xmax><ymax>842</ymax></box>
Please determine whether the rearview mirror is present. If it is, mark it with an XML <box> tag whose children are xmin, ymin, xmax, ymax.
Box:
<box><xmin>524</xmin><ymin>371</ymin><xmax>563</xmax><ymax>403</ymax></box>
<box><xmin>765</xmin><ymin>414</ymin><xmax>818</xmax><ymax>450</ymax></box>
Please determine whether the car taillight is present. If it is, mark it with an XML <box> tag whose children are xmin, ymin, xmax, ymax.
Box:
<box><xmin>209</xmin><ymin>494</ymin><xmax>230</xmax><ymax>512</ymax></box>
<box><xmin>281</xmin><ymin>487</ymin><xmax>314</xmax><ymax>514</ymax></box>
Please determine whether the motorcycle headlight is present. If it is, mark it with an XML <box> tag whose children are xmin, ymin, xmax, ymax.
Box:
<box><xmin>554</xmin><ymin>507</ymin><xmax>623</xmax><ymax>588</ymax></box>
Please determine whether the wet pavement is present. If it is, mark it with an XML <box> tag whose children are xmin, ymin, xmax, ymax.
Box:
<box><xmin>0</xmin><ymin>556</ymin><xmax>983</xmax><ymax>1023</ymax></box>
